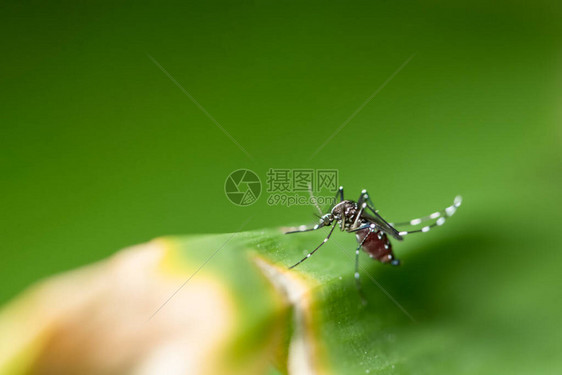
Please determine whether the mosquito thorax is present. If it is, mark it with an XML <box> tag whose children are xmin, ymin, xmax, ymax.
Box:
<box><xmin>331</xmin><ymin>200</ymin><xmax>356</xmax><ymax>216</ymax></box>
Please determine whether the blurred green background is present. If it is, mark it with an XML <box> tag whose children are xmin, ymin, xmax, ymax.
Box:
<box><xmin>1</xmin><ymin>0</ymin><xmax>561</xmax><ymax>372</ymax></box>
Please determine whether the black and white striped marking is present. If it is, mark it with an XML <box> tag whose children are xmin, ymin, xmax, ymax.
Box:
<box><xmin>392</xmin><ymin>196</ymin><xmax>462</xmax><ymax>236</ymax></box>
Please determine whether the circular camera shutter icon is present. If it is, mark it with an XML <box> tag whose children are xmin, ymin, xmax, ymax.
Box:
<box><xmin>225</xmin><ymin>169</ymin><xmax>262</xmax><ymax>206</ymax></box>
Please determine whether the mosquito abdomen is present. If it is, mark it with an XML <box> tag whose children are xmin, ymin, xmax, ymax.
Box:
<box><xmin>355</xmin><ymin>228</ymin><xmax>399</xmax><ymax>265</ymax></box>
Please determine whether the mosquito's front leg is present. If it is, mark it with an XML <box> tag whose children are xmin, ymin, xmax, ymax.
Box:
<box><xmin>288</xmin><ymin>223</ymin><xmax>337</xmax><ymax>269</ymax></box>
<box><xmin>285</xmin><ymin>222</ymin><xmax>325</xmax><ymax>234</ymax></box>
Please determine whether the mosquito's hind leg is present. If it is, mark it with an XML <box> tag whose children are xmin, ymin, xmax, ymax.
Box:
<box><xmin>391</xmin><ymin>196</ymin><xmax>462</xmax><ymax>236</ymax></box>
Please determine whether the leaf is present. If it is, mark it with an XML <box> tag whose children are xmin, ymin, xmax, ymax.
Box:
<box><xmin>1</xmin><ymin>224</ymin><xmax>559</xmax><ymax>375</ymax></box>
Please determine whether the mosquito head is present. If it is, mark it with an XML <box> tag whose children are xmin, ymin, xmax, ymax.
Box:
<box><xmin>320</xmin><ymin>213</ymin><xmax>333</xmax><ymax>226</ymax></box>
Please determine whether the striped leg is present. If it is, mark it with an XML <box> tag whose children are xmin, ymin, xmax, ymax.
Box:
<box><xmin>336</xmin><ymin>186</ymin><xmax>344</xmax><ymax>202</ymax></box>
<box><xmin>285</xmin><ymin>222</ymin><xmax>325</xmax><ymax>234</ymax></box>
<box><xmin>392</xmin><ymin>196</ymin><xmax>462</xmax><ymax>236</ymax></box>
<box><xmin>349</xmin><ymin>223</ymin><xmax>375</xmax><ymax>233</ymax></box>
<box><xmin>354</xmin><ymin>226</ymin><xmax>373</xmax><ymax>305</ymax></box>
<box><xmin>289</xmin><ymin>223</ymin><xmax>337</xmax><ymax>269</ymax></box>
<box><xmin>352</xmin><ymin>202</ymin><xmax>367</xmax><ymax>229</ymax></box>
<box><xmin>357</xmin><ymin>189</ymin><xmax>377</xmax><ymax>210</ymax></box>
<box><xmin>358</xmin><ymin>189</ymin><xmax>403</xmax><ymax>240</ymax></box>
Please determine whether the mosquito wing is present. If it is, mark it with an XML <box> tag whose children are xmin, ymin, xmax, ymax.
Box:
<box><xmin>362</xmin><ymin>210</ymin><xmax>403</xmax><ymax>241</ymax></box>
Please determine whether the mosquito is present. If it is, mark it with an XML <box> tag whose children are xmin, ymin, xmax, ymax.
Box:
<box><xmin>286</xmin><ymin>186</ymin><xmax>462</xmax><ymax>300</ymax></box>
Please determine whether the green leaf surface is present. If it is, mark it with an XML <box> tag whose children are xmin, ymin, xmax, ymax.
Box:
<box><xmin>168</xmin><ymin>211</ymin><xmax>562</xmax><ymax>375</ymax></box>
<box><xmin>1</xmin><ymin>200</ymin><xmax>561</xmax><ymax>375</ymax></box>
